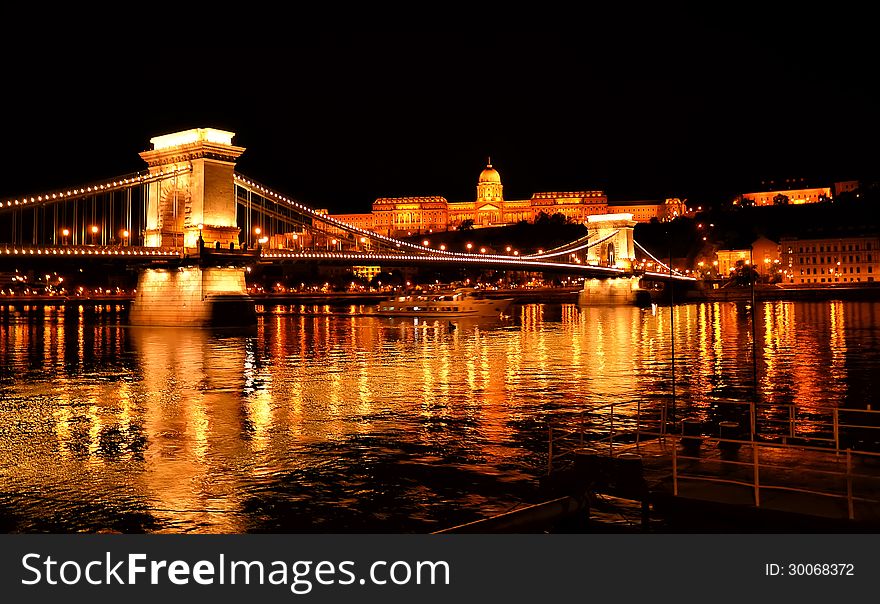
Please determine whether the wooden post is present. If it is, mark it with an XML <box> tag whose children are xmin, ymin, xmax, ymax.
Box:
<box><xmin>847</xmin><ymin>449</ymin><xmax>854</xmax><ymax>521</ymax></box>
<box><xmin>833</xmin><ymin>408</ymin><xmax>840</xmax><ymax>452</ymax></box>
<box><xmin>753</xmin><ymin>444</ymin><xmax>761</xmax><ymax>507</ymax></box>
<box><xmin>672</xmin><ymin>440</ymin><xmax>678</xmax><ymax>496</ymax></box>
<box><xmin>660</xmin><ymin>401</ymin><xmax>667</xmax><ymax>442</ymax></box>
<box><xmin>548</xmin><ymin>426</ymin><xmax>553</xmax><ymax>476</ymax></box>
<box><xmin>750</xmin><ymin>402</ymin><xmax>756</xmax><ymax>441</ymax></box>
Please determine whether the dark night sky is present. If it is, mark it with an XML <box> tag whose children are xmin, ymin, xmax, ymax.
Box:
<box><xmin>2</xmin><ymin>13</ymin><xmax>876</xmax><ymax>213</ymax></box>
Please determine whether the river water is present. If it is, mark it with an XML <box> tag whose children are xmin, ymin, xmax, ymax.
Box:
<box><xmin>1</xmin><ymin>301</ymin><xmax>878</xmax><ymax>532</ymax></box>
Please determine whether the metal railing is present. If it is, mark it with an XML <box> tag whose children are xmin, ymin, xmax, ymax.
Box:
<box><xmin>547</xmin><ymin>400</ymin><xmax>668</xmax><ymax>474</ymax></box>
<box><xmin>547</xmin><ymin>401</ymin><xmax>880</xmax><ymax>475</ymax></box>
<box><xmin>672</xmin><ymin>438</ymin><xmax>880</xmax><ymax>521</ymax></box>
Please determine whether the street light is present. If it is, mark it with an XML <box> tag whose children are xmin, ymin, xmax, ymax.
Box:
<box><xmin>122</xmin><ymin>229</ymin><xmax>130</xmax><ymax>247</ymax></box>
<box><xmin>90</xmin><ymin>225</ymin><xmax>99</xmax><ymax>245</ymax></box>
<box><xmin>466</xmin><ymin>243</ymin><xmax>473</xmax><ymax>251</ymax></box>
<box><xmin>61</xmin><ymin>228</ymin><xmax>70</xmax><ymax>246</ymax></box>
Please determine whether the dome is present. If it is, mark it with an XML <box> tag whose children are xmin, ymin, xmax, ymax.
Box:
<box><xmin>479</xmin><ymin>161</ymin><xmax>501</xmax><ymax>184</ymax></box>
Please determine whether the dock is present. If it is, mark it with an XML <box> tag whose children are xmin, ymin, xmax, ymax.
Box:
<box><xmin>546</xmin><ymin>401</ymin><xmax>880</xmax><ymax>531</ymax></box>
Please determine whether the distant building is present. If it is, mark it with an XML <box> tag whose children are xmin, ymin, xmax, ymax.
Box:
<box><xmin>609</xmin><ymin>198</ymin><xmax>687</xmax><ymax>222</ymax></box>
<box><xmin>780</xmin><ymin>232</ymin><xmax>879</xmax><ymax>285</ymax></box>
<box><xmin>833</xmin><ymin>181</ymin><xmax>860</xmax><ymax>197</ymax></box>
<box><xmin>739</xmin><ymin>187</ymin><xmax>832</xmax><ymax>207</ymax></box>
<box><xmin>324</xmin><ymin>161</ymin><xmax>680</xmax><ymax>238</ymax></box>
<box><xmin>715</xmin><ymin>236</ymin><xmax>780</xmax><ymax>277</ymax></box>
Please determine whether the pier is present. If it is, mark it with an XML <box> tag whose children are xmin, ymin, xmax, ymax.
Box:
<box><xmin>546</xmin><ymin>401</ymin><xmax>880</xmax><ymax>530</ymax></box>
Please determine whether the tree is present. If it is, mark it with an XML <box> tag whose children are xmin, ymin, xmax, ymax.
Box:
<box><xmin>550</xmin><ymin>212</ymin><xmax>567</xmax><ymax>225</ymax></box>
<box><xmin>731</xmin><ymin>259</ymin><xmax>760</xmax><ymax>287</ymax></box>
<box><xmin>772</xmin><ymin>193</ymin><xmax>789</xmax><ymax>206</ymax></box>
<box><xmin>456</xmin><ymin>219</ymin><xmax>474</xmax><ymax>231</ymax></box>
<box><xmin>534</xmin><ymin>211</ymin><xmax>551</xmax><ymax>225</ymax></box>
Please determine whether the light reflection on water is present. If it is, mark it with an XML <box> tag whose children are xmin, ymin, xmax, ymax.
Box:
<box><xmin>0</xmin><ymin>301</ymin><xmax>878</xmax><ymax>532</ymax></box>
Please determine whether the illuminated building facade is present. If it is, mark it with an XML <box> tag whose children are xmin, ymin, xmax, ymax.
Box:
<box><xmin>780</xmin><ymin>233</ymin><xmax>879</xmax><ymax>285</ymax></box>
<box><xmin>715</xmin><ymin>236</ymin><xmax>781</xmax><ymax>277</ymax></box>
<box><xmin>609</xmin><ymin>198</ymin><xmax>687</xmax><ymax>222</ymax></box>
<box><xmin>328</xmin><ymin>161</ymin><xmax>681</xmax><ymax>237</ymax></box>
<box><xmin>740</xmin><ymin>187</ymin><xmax>831</xmax><ymax>206</ymax></box>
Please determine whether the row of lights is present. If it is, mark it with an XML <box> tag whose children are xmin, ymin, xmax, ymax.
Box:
<box><xmin>236</xmin><ymin>173</ymin><xmax>495</xmax><ymax>258</ymax></box>
<box><xmin>0</xmin><ymin>166</ymin><xmax>192</xmax><ymax>209</ymax></box>
<box><xmin>259</xmin><ymin>250</ymin><xmax>627</xmax><ymax>272</ymax></box>
<box><xmin>2</xmin><ymin>247</ymin><xmax>176</xmax><ymax>256</ymax></box>
<box><xmin>58</xmin><ymin>226</ymin><xmax>129</xmax><ymax>238</ymax></box>
<box><xmin>217</xmin><ymin>174</ymin><xmax>683</xmax><ymax>275</ymax></box>
<box><xmin>236</xmin><ymin>175</ymin><xmax>645</xmax><ymax>268</ymax></box>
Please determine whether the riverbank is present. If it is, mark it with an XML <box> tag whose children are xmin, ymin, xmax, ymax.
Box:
<box><xmin>252</xmin><ymin>286</ymin><xmax>582</xmax><ymax>305</ymax></box>
<box><xmin>694</xmin><ymin>283</ymin><xmax>880</xmax><ymax>302</ymax></box>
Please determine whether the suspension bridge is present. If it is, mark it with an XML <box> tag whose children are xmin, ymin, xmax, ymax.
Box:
<box><xmin>0</xmin><ymin>128</ymin><xmax>694</xmax><ymax>325</ymax></box>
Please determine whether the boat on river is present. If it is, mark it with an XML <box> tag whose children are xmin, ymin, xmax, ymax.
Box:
<box><xmin>374</xmin><ymin>288</ymin><xmax>513</xmax><ymax>318</ymax></box>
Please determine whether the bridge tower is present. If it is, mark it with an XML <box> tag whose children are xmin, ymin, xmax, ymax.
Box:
<box><xmin>585</xmin><ymin>213</ymin><xmax>637</xmax><ymax>269</ymax></box>
<box><xmin>139</xmin><ymin>128</ymin><xmax>245</xmax><ymax>249</ymax></box>
<box><xmin>129</xmin><ymin>128</ymin><xmax>255</xmax><ymax>327</ymax></box>
<box><xmin>580</xmin><ymin>213</ymin><xmax>647</xmax><ymax>306</ymax></box>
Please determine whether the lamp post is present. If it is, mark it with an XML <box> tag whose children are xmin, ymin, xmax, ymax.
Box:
<box><xmin>61</xmin><ymin>228</ymin><xmax>70</xmax><ymax>246</ymax></box>
<box><xmin>668</xmin><ymin>230</ymin><xmax>676</xmax><ymax>433</ymax></box>
<box><xmin>750</xmin><ymin>245</ymin><xmax>758</xmax><ymax>418</ymax></box>
<box><xmin>90</xmin><ymin>225</ymin><xmax>99</xmax><ymax>245</ymax></box>
<box><xmin>121</xmin><ymin>230</ymin><xmax>130</xmax><ymax>247</ymax></box>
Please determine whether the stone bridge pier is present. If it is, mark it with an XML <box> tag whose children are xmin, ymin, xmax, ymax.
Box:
<box><xmin>579</xmin><ymin>213</ymin><xmax>650</xmax><ymax>305</ymax></box>
<box><xmin>129</xmin><ymin>128</ymin><xmax>255</xmax><ymax>327</ymax></box>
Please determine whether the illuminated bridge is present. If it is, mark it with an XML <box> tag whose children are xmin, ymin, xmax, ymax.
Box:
<box><xmin>0</xmin><ymin>128</ymin><xmax>694</xmax><ymax>325</ymax></box>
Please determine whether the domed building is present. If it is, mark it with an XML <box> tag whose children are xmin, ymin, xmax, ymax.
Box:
<box><xmin>475</xmin><ymin>159</ymin><xmax>504</xmax><ymax>226</ymax></box>
<box><xmin>329</xmin><ymin>160</ymin><xmax>682</xmax><ymax>238</ymax></box>
<box><xmin>444</xmin><ymin>159</ymin><xmax>508</xmax><ymax>228</ymax></box>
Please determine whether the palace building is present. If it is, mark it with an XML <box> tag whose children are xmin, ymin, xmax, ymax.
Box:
<box><xmin>331</xmin><ymin>160</ymin><xmax>681</xmax><ymax>237</ymax></box>
<box><xmin>780</xmin><ymin>233</ymin><xmax>879</xmax><ymax>285</ymax></box>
